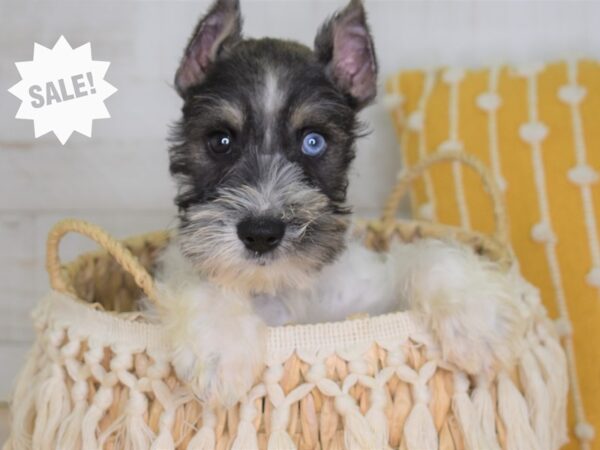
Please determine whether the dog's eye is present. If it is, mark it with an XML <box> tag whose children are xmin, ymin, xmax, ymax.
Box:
<box><xmin>207</xmin><ymin>131</ymin><xmax>233</xmax><ymax>154</ymax></box>
<box><xmin>301</xmin><ymin>132</ymin><xmax>327</xmax><ymax>156</ymax></box>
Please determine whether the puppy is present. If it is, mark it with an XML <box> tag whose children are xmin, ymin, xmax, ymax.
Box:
<box><xmin>153</xmin><ymin>0</ymin><xmax>527</xmax><ymax>406</ymax></box>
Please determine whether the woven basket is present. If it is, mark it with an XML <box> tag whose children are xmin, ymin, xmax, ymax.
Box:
<box><xmin>4</xmin><ymin>152</ymin><xmax>568</xmax><ymax>450</ymax></box>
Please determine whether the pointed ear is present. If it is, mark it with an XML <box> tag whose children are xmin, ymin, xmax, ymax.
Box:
<box><xmin>314</xmin><ymin>0</ymin><xmax>377</xmax><ymax>109</ymax></box>
<box><xmin>175</xmin><ymin>0</ymin><xmax>242</xmax><ymax>97</ymax></box>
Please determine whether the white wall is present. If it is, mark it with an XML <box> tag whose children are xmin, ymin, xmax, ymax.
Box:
<box><xmin>1</xmin><ymin>0</ymin><xmax>600</xmax><ymax>400</ymax></box>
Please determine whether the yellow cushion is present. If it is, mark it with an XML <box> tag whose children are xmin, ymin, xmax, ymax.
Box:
<box><xmin>387</xmin><ymin>60</ymin><xmax>600</xmax><ymax>450</ymax></box>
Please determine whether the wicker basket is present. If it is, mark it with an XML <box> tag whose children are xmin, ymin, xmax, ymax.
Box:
<box><xmin>4</xmin><ymin>152</ymin><xmax>568</xmax><ymax>450</ymax></box>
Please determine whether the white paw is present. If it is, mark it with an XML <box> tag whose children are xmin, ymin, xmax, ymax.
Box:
<box><xmin>431</xmin><ymin>296</ymin><xmax>525</xmax><ymax>375</ymax></box>
<box><xmin>152</xmin><ymin>269</ymin><xmax>267</xmax><ymax>407</ymax></box>
<box><xmin>172</xmin><ymin>328</ymin><xmax>265</xmax><ymax>406</ymax></box>
<box><xmin>393</xmin><ymin>240</ymin><xmax>528</xmax><ymax>375</ymax></box>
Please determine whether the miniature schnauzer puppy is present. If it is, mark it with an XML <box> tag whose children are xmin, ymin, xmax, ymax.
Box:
<box><xmin>155</xmin><ymin>0</ymin><xmax>526</xmax><ymax>406</ymax></box>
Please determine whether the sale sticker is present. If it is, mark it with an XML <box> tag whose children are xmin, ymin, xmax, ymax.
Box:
<box><xmin>8</xmin><ymin>36</ymin><xmax>117</xmax><ymax>144</ymax></box>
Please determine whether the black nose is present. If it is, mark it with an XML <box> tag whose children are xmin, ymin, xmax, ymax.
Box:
<box><xmin>237</xmin><ymin>217</ymin><xmax>286</xmax><ymax>254</ymax></box>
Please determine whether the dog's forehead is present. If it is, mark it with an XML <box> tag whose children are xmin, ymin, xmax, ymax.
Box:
<box><xmin>191</xmin><ymin>39</ymin><xmax>336</xmax><ymax>126</ymax></box>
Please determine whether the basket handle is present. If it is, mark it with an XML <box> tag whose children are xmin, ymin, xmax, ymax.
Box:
<box><xmin>380</xmin><ymin>151</ymin><xmax>509</xmax><ymax>244</ymax></box>
<box><xmin>46</xmin><ymin>219</ymin><xmax>160</xmax><ymax>305</ymax></box>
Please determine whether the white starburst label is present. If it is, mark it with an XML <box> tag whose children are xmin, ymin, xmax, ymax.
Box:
<box><xmin>8</xmin><ymin>36</ymin><xmax>117</xmax><ymax>144</ymax></box>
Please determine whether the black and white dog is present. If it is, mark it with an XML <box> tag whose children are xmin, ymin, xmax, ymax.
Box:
<box><xmin>154</xmin><ymin>0</ymin><xmax>526</xmax><ymax>406</ymax></box>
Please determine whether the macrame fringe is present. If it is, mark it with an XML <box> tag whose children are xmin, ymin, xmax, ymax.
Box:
<box><xmin>267</xmin><ymin>429</ymin><xmax>297</xmax><ymax>450</ymax></box>
<box><xmin>497</xmin><ymin>372</ymin><xmax>540</xmax><ymax>450</ymax></box>
<box><xmin>81</xmin><ymin>387</ymin><xmax>113</xmax><ymax>450</ymax></box>
<box><xmin>518</xmin><ymin>351</ymin><xmax>551</xmax><ymax>450</ymax></box>
<box><xmin>150</xmin><ymin>381</ymin><xmax>177</xmax><ymax>450</ymax></box>
<box><xmin>8</xmin><ymin>389</ymin><xmax>37</xmax><ymax>449</ymax></box>
<box><xmin>122</xmin><ymin>391</ymin><xmax>154</xmax><ymax>450</ymax></box>
<box><xmin>94</xmin><ymin>388</ymin><xmax>155</xmax><ymax>450</ymax></box>
<box><xmin>471</xmin><ymin>376</ymin><xmax>501</xmax><ymax>450</ymax></box>
<box><xmin>151</xmin><ymin>424</ymin><xmax>175</xmax><ymax>450</ymax></box>
<box><xmin>451</xmin><ymin>372</ymin><xmax>490</xmax><ymax>450</ymax></box>
<box><xmin>396</xmin><ymin>362</ymin><xmax>438</xmax><ymax>450</ymax></box>
<box><xmin>31</xmin><ymin>363</ymin><xmax>70</xmax><ymax>450</ymax></box>
<box><xmin>56</xmin><ymin>381</ymin><xmax>88</xmax><ymax>450</ymax></box>
<box><xmin>533</xmin><ymin>327</ymin><xmax>569</xmax><ymax>448</ymax></box>
<box><xmin>231</xmin><ymin>385</ymin><xmax>264</xmax><ymax>450</ymax></box>
<box><xmin>187</xmin><ymin>425</ymin><xmax>216</xmax><ymax>450</ymax></box>
<box><xmin>334</xmin><ymin>394</ymin><xmax>378</xmax><ymax>450</ymax></box>
<box><xmin>8</xmin><ymin>344</ymin><xmax>43</xmax><ymax>450</ymax></box>
<box><xmin>230</xmin><ymin>421</ymin><xmax>259</xmax><ymax>450</ymax></box>
<box><xmin>151</xmin><ymin>431</ymin><xmax>175</xmax><ymax>450</ymax></box>
<box><xmin>366</xmin><ymin>407</ymin><xmax>390</xmax><ymax>449</ymax></box>
<box><xmin>402</xmin><ymin>402</ymin><xmax>438</xmax><ymax>450</ymax></box>
<box><xmin>97</xmin><ymin>415</ymin><xmax>125</xmax><ymax>449</ymax></box>
<box><xmin>186</xmin><ymin>409</ymin><xmax>217</xmax><ymax>450</ymax></box>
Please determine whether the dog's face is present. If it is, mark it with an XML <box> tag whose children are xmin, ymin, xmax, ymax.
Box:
<box><xmin>170</xmin><ymin>0</ymin><xmax>377</xmax><ymax>294</ymax></box>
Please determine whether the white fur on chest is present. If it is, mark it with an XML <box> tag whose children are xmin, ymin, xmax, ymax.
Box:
<box><xmin>156</xmin><ymin>236</ymin><xmax>405</xmax><ymax>326</ymax></box>
<box><xmin>253</xmin><ymin>240</ymin><xmax>402</xmax><ymax>325</ymax></box>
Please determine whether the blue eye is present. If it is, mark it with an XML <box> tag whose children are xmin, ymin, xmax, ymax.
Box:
<box><xmin>302</xmin><ymin>132</ymin><xmax>327</xmax><ymax>156</ymax></box>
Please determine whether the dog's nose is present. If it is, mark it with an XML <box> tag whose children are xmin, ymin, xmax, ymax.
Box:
<box><xmin>237</xmin><ymin>217</ymin><xmax>286</xmax><ymax>254</ymax></box>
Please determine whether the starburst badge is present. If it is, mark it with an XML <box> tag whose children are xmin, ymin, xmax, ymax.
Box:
<box><xmin>8</xmin><ymin>36</ymin><xmax>117</xmax><ymax>144</ymax></box>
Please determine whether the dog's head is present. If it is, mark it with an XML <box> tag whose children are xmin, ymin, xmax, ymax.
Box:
<box><xmin>170</xmin><ymin>0</ymin><xmax>377</xmax><ymax>294</ymax></box>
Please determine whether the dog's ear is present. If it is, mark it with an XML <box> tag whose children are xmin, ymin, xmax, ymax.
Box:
<box><xmin>314</xmin><ymin>0</ymin><xmax>377</xmax><ymax>109</ymax></box>
<box><xmin>175</xmin><ymin>0</ymin><xmax>242</xmax><ymax>97</ymax></box>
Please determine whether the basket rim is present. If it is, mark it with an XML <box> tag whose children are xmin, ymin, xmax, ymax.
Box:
<box><xmin>40</xmin><ymin>290</ymin><xmax>430</xmax><ymax>359</ymax></box>
<box><xmin>45</xmin><ymin>218</ymin><xmax>510</xmax><ymax>358</ymax></box>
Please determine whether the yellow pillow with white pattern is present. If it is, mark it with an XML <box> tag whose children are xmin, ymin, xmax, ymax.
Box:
<box><xmin>386</xmin><ymin>60</ymin><xmax>600</xmax><ymax>450</ymax></box>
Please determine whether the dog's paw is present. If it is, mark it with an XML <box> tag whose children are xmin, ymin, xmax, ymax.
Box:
<box><xmin>154</xmin><ymin>274</ymin><xmax>267</xmax><ymax>407</ymax></box>
<box><xmin>393</xmin><ymin>240</ymin><xmax>528</xmax><ymax>375</ymax></box>
<box><xmin>430</xmin><ymin>293</ymin><xmax>526</xmax><ymax>375</ymax></box>
<box><xmin>172</xmin><ymin>327</ymin><xmax>265</xmax><ymax>406</ymax></box>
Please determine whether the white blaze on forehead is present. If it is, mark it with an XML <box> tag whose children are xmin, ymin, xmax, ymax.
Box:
<box><xmin>263</xmin><ymin>70</ymin><xmax>283</xmax><ymax>145</ymax></box>
<box><xmin>264</xmin><ymin>70</ymin><xmax>281</xmax><ymax>114</ymax></box>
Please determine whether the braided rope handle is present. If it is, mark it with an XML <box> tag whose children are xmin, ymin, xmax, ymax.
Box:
<box><xmin>381</xmin><ymin>151</ymin><xmax>509</xmax><ymax>245</ymax></box>
<box><xmin>46</xmin><ymin>219</ymin><xmax>160</xmax><ymax>305</ymax></box>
